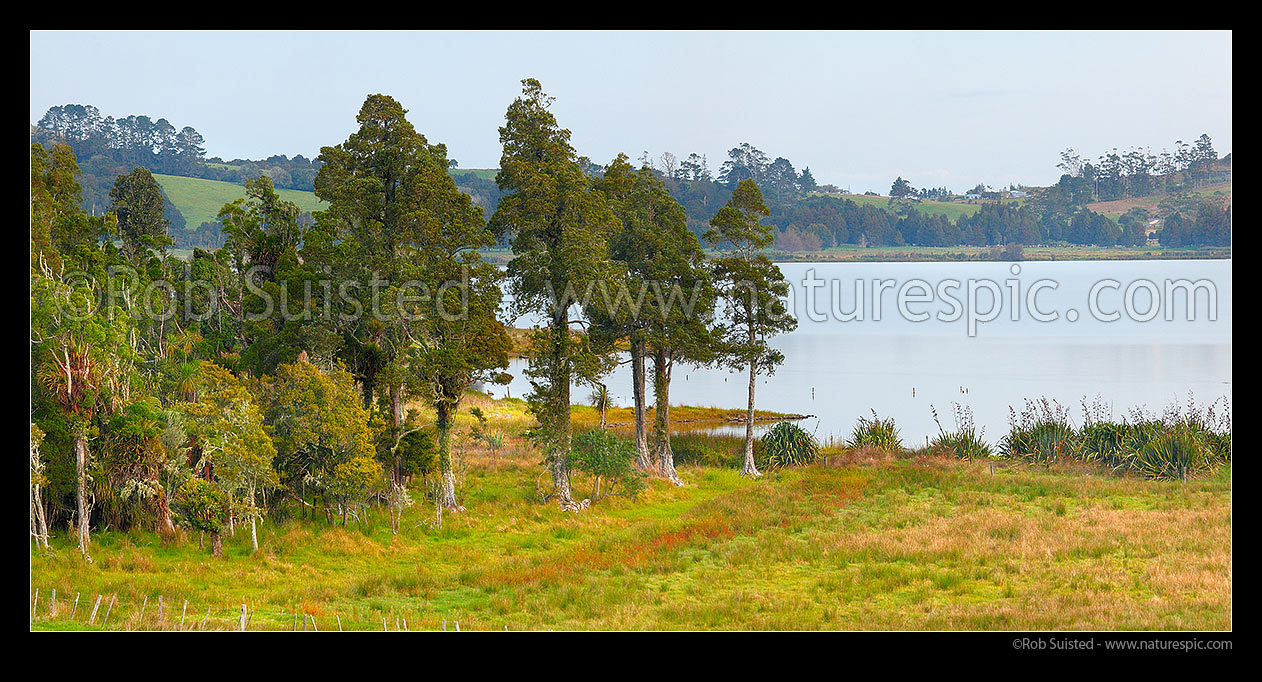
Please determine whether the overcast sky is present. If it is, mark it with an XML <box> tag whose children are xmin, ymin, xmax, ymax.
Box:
<box><xmin>30</xmin><ymin>30</ymin><xmax>1232</xmax><ymax>193</ymax></box>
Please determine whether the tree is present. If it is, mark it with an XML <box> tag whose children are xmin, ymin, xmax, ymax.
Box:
<box><xmin>179</xmin><ymin>362</ymin><xmax>276</xmax><ymax>554</ymax></box>
<box><xmin>490</xmin><ymin>79</ymin><xmax>620</xmax><ymax>511</ymax></box>
<box><xmin>311</xmin><ymin>94</ymin><xmax>460</xmax><ymax>483</ymax></box>
<box><xmin>890</xmin><ymin>176</ymin><xmax>915</xmax><ymax>199</ymax></box>
<box><xmin>109</xmin><ymin>167</ymin><xmax>172</xmax><ymax>262</ymax></box>
<box><xmin>719</xmin><ymin>143</ymin><xmax>769</xmax><ymax>188</ymax></box>
<box><xmin>172</xmin><ymin>479</ymin><xmax>228</xmax><ymax>557</ymax></box>
<box><xmin>704</xmin><ymin>180</ymin><xmax>797</xmax><ymax>476</ymax></box>
<box><xmin>32</xmin><ymin>143</ymin><xmax>128</xmax><ymax>563</ymax></box>
<box><xmin>102</xmin><ymin>398</ymin><xmax>176</xmax><ymax>537</ymax></box>
<box><xmin>30</xmin><ymin>424</ymin><xmax>51</xmax><ymax>550</ymax></box>
<box><xmin>406</xmin><ymin>145</ymin><xmax>512</xmax><ymax>509</ymax></box>
<box><xmin>798</xmin><ymin>167</ymin><xmax>818</xmax><ymax>194</ymax></box>
<box><xmin>263</xmin><ymin>357</ymin><xmax>373</xmax><ymax>524</ymax></box>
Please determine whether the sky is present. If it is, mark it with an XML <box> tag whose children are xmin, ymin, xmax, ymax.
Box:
<box><xmin>30</xmin><ymin>30</ymin><xmax>1232</xmax><ymax>193</ymax></box>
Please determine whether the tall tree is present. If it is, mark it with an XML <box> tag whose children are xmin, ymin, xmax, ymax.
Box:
<box><xmin>406</xmin><ymin>137</ymin><xmax>512</xmax><ymax>510</ymax></box>
<box><xmin>491</xmin><ymin>79</ymin><xmax>620</xmax><ymax>511</ymax></box>
<box><xmin>109</xmin><ymin>167</ymin><xmax>172</xmax><ymax>262</ymax></box>
<box><xmin>704</xmin><ymin>179</ymin><xmax>797</xmax><ymax>477</ymax></box>
<box><xmin>312</xmin><ymin>94</ymin><xmax>460</xmax><ymax>483</ymax></box>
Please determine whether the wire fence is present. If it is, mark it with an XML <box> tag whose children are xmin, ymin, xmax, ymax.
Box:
<box><xmin>30</xmin><ymin>586</ymin><xmax>510</xmax><ymax>631</ymax></box>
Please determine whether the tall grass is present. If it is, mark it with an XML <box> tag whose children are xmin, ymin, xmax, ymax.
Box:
<box><xmin>929</xmin><ymin>403</ymin><xmax>991</xmax><ymax>460</ymax></box>
<box><xmin>762</xmin><ymin>421</ymin><xmax>820</xmax><ymax>469</ymax></box>
<box><xmin>847</xmin><ymin>411</ymin><xmax>903</xmax><ymax>452</ymax></box>
<box><xmin>1000</xmin><ymin>398</ymin><xmax>1078</xmax><ymax>464</ymax></box>
<box><xmin>1000</xmin><ymin>394</ymin><xmax>1231</xmax><ymax>480</ymax></box>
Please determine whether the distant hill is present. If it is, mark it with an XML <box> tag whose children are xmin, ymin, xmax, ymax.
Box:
<box><xmin>448</xmin><ymin>168</ymin><xmax>497</xmax><ymax>181</ymax></box>
<box><xmin>1085</xmin><ymin>180</ymin><xmax>1232</xmax><ymax>220</ymax></box>
<box><xmin>818</xmin><ymin>193</ymin><xmax>986</xmax><ymax>222</ymax></box>
<box><xmin>153</xmin><ymin>173</ymin><xmax>326</xmax><ymax>229</ymax></box>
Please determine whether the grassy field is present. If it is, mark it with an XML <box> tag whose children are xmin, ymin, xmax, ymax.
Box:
<box><xmin>815</xmin><ymin>193</ymin><xmax>987</xmax><ymax>221</ymax></box>
<box><xmin>1086</xmin><ymin>181</ymin><xmax>1232</xmax><ymax>221</ymax></box>
<box><xmin>449</xmin><ymin>168</ymin><xmax>498</xmax><ymax>181</ymax></box>
<box><xmin>30</xmin><ymin>394</ymin><xmax>1230</xmax><ymax>631</ymax></box>
<box><xmin>153</xmin><ymin>174</ymin><xmax>327</xmax><ymax>229</ymax></box>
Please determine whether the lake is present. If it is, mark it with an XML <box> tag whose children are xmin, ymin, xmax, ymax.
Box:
<box><xmin>495</xmin><ymin>259</ymin><xmax>1232</xmax><ymax>444</ymax></box>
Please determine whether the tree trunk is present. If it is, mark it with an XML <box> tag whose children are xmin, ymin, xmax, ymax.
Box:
<box><xmin>436</xmin><ymin>402</ymin><xmax>464</xmax><ymax>511</ymax></box>
<box><xmin>31</xmin><ymin>482</ymin><xmax>50</xmax><ymax>550</ymax></box>
<box><xmin>74</xmin><ymin>435</ymin><xmax>92</xmax><ymax>562</ymax></box>
<box><xmin>249</xmin><ymin>483</ymin><xmax>258</xmax><ymax>554</ymax></box>
<box><xmin>210</xmin><ymin>531</ymin><xmax>223</xmax><ymax>558</ymax></box>
<box><xmin>741</xmin><ymin>357</ymin><xmax>761</xmax><ymax>477</ymax></box>
<box><xmin>551</xmin><ymin>309</ymin><xmax>586</xmax><ymax>512</ymax></box>
<box><xmin>155</xmin><ymin>486</ymin><xmax>176</xmax><ymax>540</ymax></box>
<box><xmin>652</xmin><ymin>347</ymin><xmax>683</xmax><ymax>486</ymax></box>
<box><xmin>631</xmin><ymin>339</ymin><xmax>651</xmax><ymax>469</ymax></box>
<box><xmin>391</xmin><ymin>384</ymin><xmax>405</xmax><ymax>484</ymax></box>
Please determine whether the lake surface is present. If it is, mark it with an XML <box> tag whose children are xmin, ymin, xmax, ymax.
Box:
<box><xmin>495</xmin><ymin>259</ymin><xmax>1232</xmax><ymax>444</ymax></box>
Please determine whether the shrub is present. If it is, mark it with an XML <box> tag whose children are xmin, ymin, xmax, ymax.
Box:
<box><xmin>762</xmin><ymin>421</ymin><xmax>820</xmax><ymax>469</ymax></box>
<box><xmin>930</xmin><ymin>403</ymin><xmax>991</xmax><ymax>460</ymax></box>
<box><xmin>1000</xmin><ymin>398</ymin><xmax>1078</xmax><ymax>464</ymax></box>
<box><xmin>172</xmin><ymin>479</ymin><xmax>227</xmax><ymax>534</ymax></box>
<box><xmin>1130</xmin><ymin>427</ymin><xmax>1212</xmax><ymax>481</ymax></box>
<box><xmin>848</xmin><ymin>411</ymin><xmax>903</xmax><ymax>452</ymax></box>
<box><xmin>571</xmin><ymin>429</ymin><xmax>646</xmax><ymax>499</ymax></box>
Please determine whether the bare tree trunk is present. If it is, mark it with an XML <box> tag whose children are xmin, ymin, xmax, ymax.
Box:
<box><xmin>741</xmin><ymin>357</ymin><xmax>761</xmax><ymax>477</ymax></box>
<box><xmin>631</xmin><ymin>339</ymin><xmax>651</xmax><ymax>469</ymax></box>
<box><xmin>210</xmin><ymin>531</ymin><xmax>223</xmax><ymax>558</ymax></box>
<box><xmin>74</xmin><ymin>435</ymin><xmax>92</xmax><ymax>562</ymax></box>
<box><xmin>652</xmin><ymin>348</ymin><xmax>683</xmax><ymax>486</ymax></box>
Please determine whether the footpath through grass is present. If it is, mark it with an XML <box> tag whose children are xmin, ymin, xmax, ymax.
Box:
<box><xmin>30</xmin><ymin>453</ymin><xmax>1230</xmax><ymax>630</ymax></box>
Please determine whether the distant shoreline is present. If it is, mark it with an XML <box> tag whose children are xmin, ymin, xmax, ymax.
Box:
<box><xmin>480</xmin><ymin>245</ymin><xmax>1230</xmax><ymax>265</ymax></box>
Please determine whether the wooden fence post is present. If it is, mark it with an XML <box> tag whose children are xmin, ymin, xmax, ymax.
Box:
<box><xmin>89</xmin><ymin>594</ymin><xmax>103</xmax><ymax>624</ymax></box>
<box><xmin>71</xmin><ymin>592</ymin><xmax>80</xmax><ymax>620</ymax></box>
<box><xmin>104</xmin><ymin>595</ymin><xmax>116</xmax><ymax>627</ymax></box>
<box><xmin>238</xmin><ymin>604</ymin><xmax>247</xmax><ymax>631</ymax></box>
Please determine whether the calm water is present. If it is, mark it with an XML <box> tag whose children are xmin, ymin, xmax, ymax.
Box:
<box><xmin>495</xmin><ymin>259</ymin><xmax>1232</xmax><ymax>443</ymax></box>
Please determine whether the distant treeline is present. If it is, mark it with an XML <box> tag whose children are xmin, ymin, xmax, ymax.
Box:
<box><xmin>32</xmin><ymin>105</ymin><xmax>1231</xmax><ymax>251</ymax></box>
